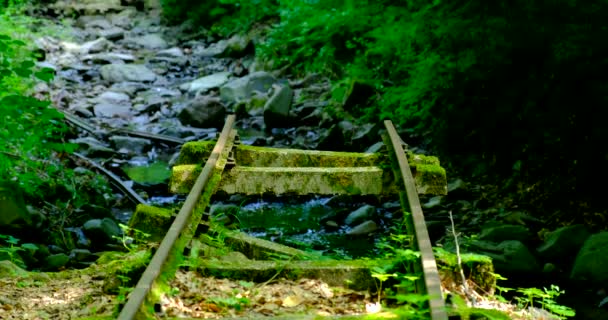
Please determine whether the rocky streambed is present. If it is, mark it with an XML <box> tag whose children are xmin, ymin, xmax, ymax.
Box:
<box><xmin>0</xmin><ymin>1</ymin><xmax>606</xmax><ymax>318</ymax></box>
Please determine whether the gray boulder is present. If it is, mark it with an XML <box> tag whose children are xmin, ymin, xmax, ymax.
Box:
<box><xmin>472</xmin><ymin>240</ymin><xmax>540</xmax><ymax>274</ymax></box>
<box><xmin>347</xmin><ymin>220</ymin><xmax>378</xmax><ymax>236</ymax></box>
<box><xmin>344</xmin><ymin>205</ymin><xmax>376</xmax><ymax>226</ymax></box>
<box><xmin>537</xmin><ymin>224</ymin><xmax>590</xmax><ymax>259</ymax></box>
<box><xmin>109</xmin><ymin>136</ymin><xmax>152</xmax><ymax>154</ymax></box>
<box><xmin>263</xmin><ymin>84</ymin><xmax>293</xmax><ymax>129</ymax></box>
<box><xmin>180</xmin><ymin>71</ymin><xmax>231</xmax><ymax>94</ymax></box>
<box><xmin>571</xmin><ymin>232</ymin><xmax>608</xmax><ymax>284</ymax></box>
<box><xmin>479</xmin><ymin>224</ymin><xmax>532</xmax><ymax>243</ymax></box>
<box><xmin>178</xmin><ymin>96</ymin><xmax>227</xmax><ymax>129</ymax></box>
<box><xmin>125</xmin><ymin>34</ymin><xmax>168</xmax><ymax>50</ymax></box>
<box><xmin>219</xmin><ymin>71</ymin><xmax>276</xmax><ymax>103</ymax></box>
<box><xmin>44</xmin><ymin>253</ymin><xmax>70</xmax><ymax>270</ymax></box>
<box><xmin>83</xmin><ymin>218</ymin><xmax>122</xmax><ymax>244</ymax></box>
<box><xmin>100</xmin><ymin>64</ymin><xmax>157</xmax><ymax>83</ymax></box>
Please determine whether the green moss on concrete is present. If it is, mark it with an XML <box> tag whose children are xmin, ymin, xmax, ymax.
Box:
<box><xmin>235</xmin><ymin>145</ymin><xmax>380</xmax><ymax>167</ymax></box>
<box><xmin>175</xmin><ymin>141</ymin><xmax>215</xmax><ymax>165</ymax></box>
<box><xmin>129</xmin><ymin>204</ymin><xmax>175</xmax><ymax>241</ymax></box>
<box><xmin>434</xmin><ymin>248</ymin><xmax>496</xmax><ymax>295</ymax></box>
<box><xmin>169</xmin><ymin>164</ymin><xmax>202</xmax><ymax>194</ymax></box>
<box><xmin>410</xmin><ymin>163</ymin><xmax>447</xmax><ymax>195</ymax></box>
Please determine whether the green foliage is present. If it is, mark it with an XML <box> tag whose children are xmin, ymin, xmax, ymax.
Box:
<box><xmin>515</xmin><ymin>285</ymin><xmax>576</xmax><ymax>319</ymax></box>
<box><xmin>0</xmin><ymin>234</ymin><xmax>26</xmax><ymax>268</ymax></box>
<box><xmin>160</xmin><ymin>0</ymin><xmax>278</xmax><ymax>36</ymax></box>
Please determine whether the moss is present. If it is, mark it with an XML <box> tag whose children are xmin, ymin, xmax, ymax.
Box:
<box><xmin>434</xmin><ymin>249</ymin><xmax>496</xmax><ymax>294</ymax></box>
<box><xmin>169</xmin><ymin>164</ymin><xmax>202</xmax><ymax>194</ymax></box>
<box><xmin>128</xmin><ymin>204</ymin><xmax>175</xmax><ymax>241</ymax></box>
<box><xmin>175</xmin><ymin>141</ymin><xmax>216</xmax><ymax>165</ymax></box>
<box><xmin>235</xmin><ymin>145</ymin><xmax>380</xmax><ymax>167</ymax></box>
<box><xmin>411</xmin><ymin>163</ymin><xmax>447</xmax><ymax>195</ymax></box>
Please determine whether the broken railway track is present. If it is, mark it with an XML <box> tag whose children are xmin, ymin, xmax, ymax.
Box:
<box><xmin>118</xmin><ymin>114</ymin><xmax>448</xmax><ymax>320</ymax></box>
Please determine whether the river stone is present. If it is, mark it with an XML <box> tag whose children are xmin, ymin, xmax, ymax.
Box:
<box><xmin>83</xmin><ymin>218</ymin><xmax>122</xmax><ymax>244</ymax></box>
<box><xmin>95</xmin><ymin>91</ymin><xmax>131</xmax><ymax>105</ymax></box>
<box><xmin>479</xmin><ymin>224</ymin><xmax>531</xmax><ymax>243</ymax></box>
<box><xmin>571</xmin><ymin>232</ymin><xmax>608</xmax><ymax>284</ymax></box>
<box><xmin>157</xmin><ymin>47</ymin><xmax>184</xmax><ymax>58</ymax></box>
<box><xmin>125</xmin><ymin>34</ymin><xmax>168</xmax><ymax>50</ymax></box>
<box><xmin>473</xmin><ymin>240</ymin><xmax>540</xmax><ymax>274</ymax></box>
<box><xmin>93</xmin><ymin>103</ymin><xmax>132</xmax><ymax>118</ymax></box>
<box><xmin>69</xmin><ymin>249</ymin><xmax>93</xmax><ymax>262</ymax></box>
<box><xmin>537</xmin><ymin>224</ymin><xmax>590</xmax><ymax>259</ymax></box>
<box><xmin>44</xmin><ymin>253</ymin><xmax>70</xmax><ymax>270</ymax></box>
<box><xmin>96</xmin><ymin>26</ymin><xmax>125</xmax><ymax>40</ymax></box>
<box><xmin>83</xmin><ymin>52</ymin><xmax>135</xmax><ymax>64</ymax></box>
<box><xmin>178</xmin><ymin>96</ymin><xmax>227</xmax><ymax>129</ymax></box>
<box><xmin>220</xmin><ymin>34</ymin><xmax>253</xmax><ymax>58</ymax></box>
<box><xmin>109</xmin><ymin>136</ymin><xmax>152</xmax><ymax>154</ymax></box>
<box><xmin>263</xmin><ymin>84</ymin><xmax>293</xmax><ymax>129</ymax></box>
<box><xmin>80</xmin><ymin>37</ymin><xmax>111</xmax><ymax>54</ymax></box>
<box><xmin>100</xmin><ymin>64</ymin><xmax>157</xmax><ymax>83</ymax></box>
<box><xmin>180</xmin><ymin>71</ymin><xmax>231</xmax><ymax>94</ymax></box>
<box><xmin>70</xmin><ymin>136</ymin><xmax>114</xmax><ymax>157</ymax></box>
<box><xmin>219</xmin><ymin>71</ymin><xmax>277</xmax><ymax>103</ymax></box>
<box><xmin>347</xmin><ymin>220</ymin><xmax>378</xmax><ymax>235</ymax></box>
<box><xmin>344</xmin><ymin>205</ymin><xmax>376</xmax><ymax>226</ymax></box>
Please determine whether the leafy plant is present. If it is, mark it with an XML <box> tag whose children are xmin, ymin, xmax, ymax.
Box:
<box><xmin>515</xmin><ymin>285</ymin><xmax>576</xmax><ymax>319</ymax></box>
<box><xmin>0</xmin><ymin>234</ymin><xmax>26</xmax><ymax>268</ymax></box>
<box><xmin>113</xmin><ymin>224</ymin><xmax>151</xmax><ymax>253</ymax></box>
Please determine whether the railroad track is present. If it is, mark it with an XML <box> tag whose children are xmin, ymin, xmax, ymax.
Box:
<box><xmin>117</xmin><ymin>114</ymin><xmax>448</xmax><ymax>320</ymax></box>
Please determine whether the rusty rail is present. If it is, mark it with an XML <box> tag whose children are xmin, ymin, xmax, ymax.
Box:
<box><xmin>117</xmin><ymin>115</ymin><xmax>236</xmax><ymax>320</ymax></box>
<box><xmin>383</xmin><ymin>120</ymin><xmax>447</xmax><ymax>320</ymax></box>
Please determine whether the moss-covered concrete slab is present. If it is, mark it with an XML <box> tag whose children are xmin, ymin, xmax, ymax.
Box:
<box><xmin>219</xmin><ymin>166</ymin><xmax>384</xmax><ymax>195</ymax></box>
<box><xmin>408</xmin><ymin>153</ymin><xmax>448</xmax><ymax>195</ymax></box>
<box><xmin>235</xmin><ymin>145</ymin><xmax>381</xmax><ymax>167</ymax></box>
<box><xmin>219</xmin><ymin>228</ymin><xmax>318</xmax><ymax>261</ymax></box>
<box><xmin>434</xmin><ymin>248</ymin><xmax>495</xmax><ymax>295</ymax></box>
<box><xmin>129</xmin><ymin>204</ymin><xmax>175</xmax><ymax>241</ymax></box>
<box><xmin>197</xmin><ymin>259</ymin><xmax>381</xmax><ymax>291</ymax></box>
<box><xmin>171</xmin><ymin>142</ymin><xmax>447</xmax><ymax>196</ymax></box>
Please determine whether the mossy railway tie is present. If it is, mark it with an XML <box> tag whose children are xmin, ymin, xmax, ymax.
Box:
<box><xmin>119</xmin><ymin>115</ymin><xmax>448</xmax><ymax>319</ymax></box>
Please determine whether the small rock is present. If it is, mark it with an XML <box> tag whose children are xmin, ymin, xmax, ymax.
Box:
<box><xmin>69</xmin><ymin>249</ymin><xmax>93</xmax><ymax>262</ymax></box>
<box><xmin>125</xmin><ymin>33</ymin><xmax>168</xmax><ymax>50</ymax></box>
<box><xmin>537</xmin><ymin>224</ymin><xmax>590</xmax><ymax>259</ymax></box>
<box><xmin>219</xmin><ymin>71</ymin><xmax>277</xmax><ymax>103</ymax></box>
<box><xmin>180</xmin><ymin>71</ymin><xmax>231</xmax><ymax>94</ymax></box>
<box><xmin>157</xmin><ymin>47</ymin><xmax>184</xmax><ymax>58</ymax></box>
<box><xmin>97</xmin><ymin>27</ymin><xmax>125</xmax><ymax>40</ymax></box>
<box><xmin>422</xmin><ymin>196</ymin><xmax>443</xmax><ymax>210</ymax></box>
<box><xmin>447</xmin><ymin>179</ymin><xmax>467</xmax><ymax>195</ymax></box>
<box><xmin>100</xmin><ymin>64</ymin><xmax>157</xmax><ymax>83</ymax></box>
<box><xmin>83</xmin><ymin>52</ymin><xmax>135</xmax><ymax>64</ymax></box>
<box><xmin>178</xmin><ymin>96</ymin><xmax>227</xmax><ymax>129</ymax></box>
<box><xmin>263</xmin><ymin>84</ymin><xmax>293</xmax><ymax>129</ymax></box>
<box><xmin>571</xmin><ymin>232</ymin><xmax>608</xmax><ymax>283</ymax></box>
<box><xmin>345</xmin><ymin>205</ymin><xmax>376</xmax><ymax>226</ymax></box>
<box><xmin>80</xmin><ymin>37</ymin><xmax>111</xmax><ymax>54</ymax></box>
<box><xmin>479</xmin><ymin>224</ymin><xmax>531</xmax><ymax>243</ymax></box>
<box><xmin>347</xmin><ymin>220</ymin><xmax>378</xmax><ymax>236</ymax></box>
<box><xmin>70</xmin><ymin>136</ymin><xmax>115</xmax><ymax>157</ymax></box>
<box><xmin>95</xmin><ymin>91</ymin><xmax>131</xmax><ymax>105</ymax></box>
<box><xmin>83</xmin><ymin>218</ymin><xmax>122</xmax><ymax>244</ymax></box>
<box><xmin>220</xmin><ymin>34</ymin><xmax>253</xmax><ymax>58</ymax></box>
<box><xmin>473</xmin><ymin>240</ymin><xmax>540</xmax><ymax>274</ymax></box>
<box><xmin>44</xmin><ymin>253</ymin><xmax>70</xmax><ymax>270</ymax></box>
<box><xmin>109</xmin><ymin>136</ymin><xmax>152</xmax><ymax>154</ymax></box>
<box><xmin>93</xmin><ymin>103</ymin><xmax>132</xmax><ymax>118</ymax></box>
